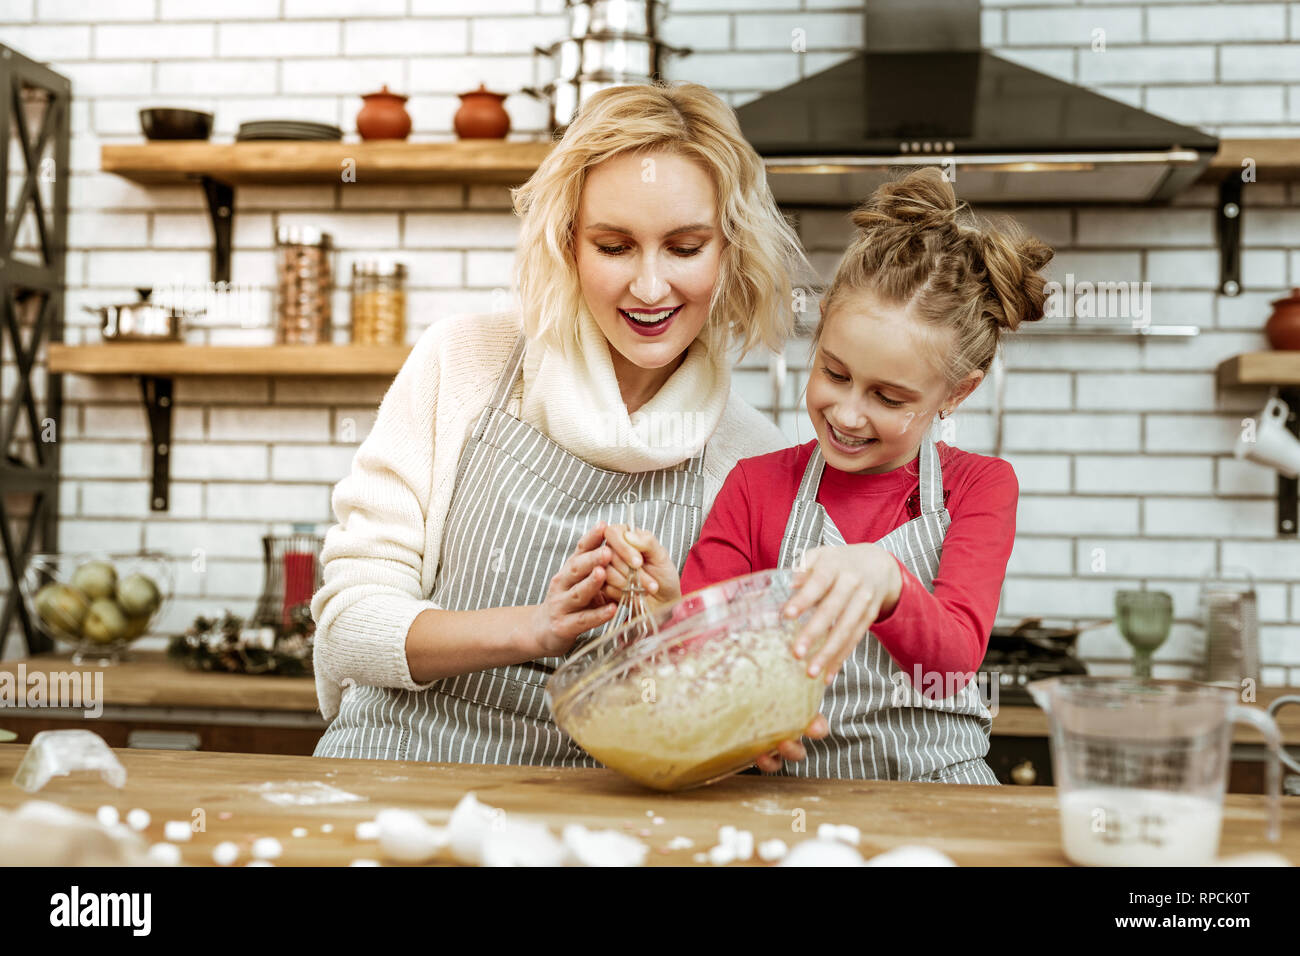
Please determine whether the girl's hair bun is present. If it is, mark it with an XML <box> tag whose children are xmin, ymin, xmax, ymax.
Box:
<box><xmin>850</xmin><ymin>166</ymin><xmax>959</xmax><ymax>234</ymax></box>
<box><xmin>817</xmin><ymin>166</ymin><xmax>1056</xmax><ymax>386</ymax></box>
<box><xmin>979</xmin><ymin>228</ymin><xmax>1054</xmax><ymax>331</ymax></box>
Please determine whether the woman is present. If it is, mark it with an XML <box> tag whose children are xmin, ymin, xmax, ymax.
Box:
<box><xmin>312</xmin><ymin>82</ymin><xmax>821</xmax><ymax>765</ymax></box>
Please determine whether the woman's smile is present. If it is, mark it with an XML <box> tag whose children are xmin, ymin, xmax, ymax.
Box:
<box><xmin>618</xmin><ymin>305</ymin><xmax>683</xmax><ymax>336</ymax></box>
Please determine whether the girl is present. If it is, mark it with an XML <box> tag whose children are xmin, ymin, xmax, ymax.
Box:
<box><xmin>604</xmin><ymin>167</ymin><xmax>1052</xmax><ymax>782</ymax></box>
<box><xmin>310</xmin><ymin>82</ymin><xmax>821</xmax><ymax>765</ymax></box>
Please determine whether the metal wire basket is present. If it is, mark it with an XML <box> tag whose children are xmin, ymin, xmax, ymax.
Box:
<box><xmin>252</xmin><ymin>529</ymin><xmax>324</xmax><ymax>635</ymax></box>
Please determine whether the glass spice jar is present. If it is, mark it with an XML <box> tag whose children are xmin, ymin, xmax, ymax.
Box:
<box><xmin>350</xmin><ymin>259</ymin><xmax>407</xmax><ymax>345</ymax></box>
<box><xmin>275</xmin><ymin>226</ymin><xmax>333</xmax><ymax>345</ymax></box>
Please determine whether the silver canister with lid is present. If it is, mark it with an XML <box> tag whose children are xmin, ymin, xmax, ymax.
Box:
<box><xmin>1197</xmin><ymin>568</ymin><xmax>1260</xmax><ymax>686</ymax></box>
<box><xmin>350</xmin><ymin>258</ymin><xmax>407</xmax><ymax>346</ymax></box>
<box><xmin>275</xmin><ymin>225</ymin><xmax>333</xmax><ymax>344</ymax></box>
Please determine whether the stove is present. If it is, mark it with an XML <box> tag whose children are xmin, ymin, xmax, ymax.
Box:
<box><xmin>979</xmin><ymin>621</ymin><xmax>1090</xmax><ymax>708</ymax></box>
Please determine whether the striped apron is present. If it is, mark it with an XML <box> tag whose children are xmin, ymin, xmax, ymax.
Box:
<box><xmin>774</xmin><ymin>434</ymin><xmax>998</xmax><ymax>784</ymax></box>
<box><xmin>314</xmin><ymin>334</ymin><xmax>706</xmax><ymax>763</ymax></box>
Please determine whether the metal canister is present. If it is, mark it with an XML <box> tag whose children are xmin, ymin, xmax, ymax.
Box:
<box><xmin>350</xmin><ymin>259</ymin><xmax>407</xmax><ymax>345</ymax></box>
<box><xmin>1198</xmin><ymin>570</ymin><xmax>1260</xmax><ymax>685</ymax></box>
<box><xmin>275</xmin><ymin>226</ymin><xmax>333</xmax><ymax>344</ymax></box>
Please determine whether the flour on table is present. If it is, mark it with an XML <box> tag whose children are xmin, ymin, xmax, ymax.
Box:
<box><xmin>243</xmin><ymin>781</ymin><xmax>367</xmax><ymax>807</ymax></box>
<box><xmin>163</xmin><ymin>820</ymin><xmax>192</xmax><ymax>842</ymax></box>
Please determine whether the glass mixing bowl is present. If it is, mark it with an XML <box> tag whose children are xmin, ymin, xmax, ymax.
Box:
<box><xmin>21</xmin><ymin>551</ymin><xmax>174</xmax><ymax>665</ymax></box>
<box><xmin>547</xmin><ymin>568</ymin><xmax>827</xmax><ymax>791</ymax></box>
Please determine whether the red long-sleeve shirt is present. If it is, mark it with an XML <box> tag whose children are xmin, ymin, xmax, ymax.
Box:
<box><xmin>679</xmin><ymin>440</ymin><xmax>1018</xmax><ymax>680</ymax></box>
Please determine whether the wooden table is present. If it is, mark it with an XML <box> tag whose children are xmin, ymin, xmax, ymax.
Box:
<box><xmin>0</xmin><ymin>652</ymin><xmax>324</xmax><ymax>754</ymax></box>
<box><xmin>2</xmin><ymin>744</ymin><xmax>1297</xmax><ymax>866</ymax></box>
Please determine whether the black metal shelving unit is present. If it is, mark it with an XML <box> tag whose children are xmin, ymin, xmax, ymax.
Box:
<box><xmin>0</xmin><ymin>46</ymin><xmax>70</xmax><ymax>655</ymax></box>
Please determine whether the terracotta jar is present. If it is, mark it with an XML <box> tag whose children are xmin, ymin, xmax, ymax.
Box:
<box><xmin>356</xmin><ymin>85</ymin><xmax>412</xmax><ymax>140</ymax></box>
<box><xmin>454</xmin><ymin>84</ymin><xmax>510</xmax><ymax>139</ymax></box>
<box><xmin>1265</xmin><ymin>288</ymin><xmax>1300</xmax><ymax>351</ymax></box>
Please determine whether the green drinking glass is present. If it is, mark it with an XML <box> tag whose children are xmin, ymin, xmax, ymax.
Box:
<box><xmin>1114</xmin><ymin>589</ymin><xmax>1174</xmax><ymax>680</ymax></box>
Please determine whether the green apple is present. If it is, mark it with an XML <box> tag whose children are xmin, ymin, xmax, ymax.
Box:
<box><xmin>71</xmin><ymin>560</ymin><xmax>117</xmax><ymax>601</ymax></box>
<box><xmin>34</xmin><ymin>583</ymin><xmax>90</xmax><ymax>638</ymax></box>
<box><xmin>83</xmin><ymin>599</ymin><xmax>128</xmax><ymax>645</ymax></box>
<box><xmin>116</xmin><ymin>573</ymin><xmax>161</xmax><ymax>617</ymax></box>
<box><xmin>122</xmin><ymin>614</ymin><xmax>150</xmax><ymax>640</ymax></box>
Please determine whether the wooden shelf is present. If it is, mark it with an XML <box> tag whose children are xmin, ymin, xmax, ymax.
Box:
<box><xmin>1216</xmin><ymin>351</ymin><xmax>1300</xmax><ymax>387</ymax></box>
<box><xmin>101</xmin><ymin>139</ymin><xmax>555</xmax><ymax>186</ymax></box>
<box><xmin>1199</xmin><ymin>138</ymin><xmax>1300</xmax><ymax>182</ymax></box>
<box><xmin>101</xmin><ymin>137</ymin><xmax>1300</xmax><ymax>187</ymax></box>
<box><xmin>1218</xmin><ymin>352</ymin><xmax>1300</xmax><ymax>537</ymax></box>
<box><xmin>48</xmin><ymin>343</ymin><xmax>411</xmax><ymax>377</ymax></box>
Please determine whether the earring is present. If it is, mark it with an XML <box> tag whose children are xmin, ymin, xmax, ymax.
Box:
<box><xmin>939</xmin><ymin>409</ymin><xmax>949</xmax><ymax>420</ymax></box>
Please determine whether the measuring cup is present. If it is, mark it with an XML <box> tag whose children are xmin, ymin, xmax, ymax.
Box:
<box><xmin>1028</xmin><ymin>677</ymin><xmax>1282</xmax><ymax>866</ymax></box>
<box><xmin>1268</xmin><ymin>695</ymin><xmax>1300</xmax><ymax>786</ymax></box>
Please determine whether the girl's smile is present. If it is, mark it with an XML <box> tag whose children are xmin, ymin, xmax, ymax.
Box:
<box><xmin>825</xmin><ymin>422</ymin><xmax>877</xmax><ymax>453</ymax></box>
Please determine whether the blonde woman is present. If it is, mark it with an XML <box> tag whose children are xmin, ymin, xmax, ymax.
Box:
<box><xmin>312</xmin><ymin>82</ymin><xmax>825</xmax><ymax>765</ymax></box>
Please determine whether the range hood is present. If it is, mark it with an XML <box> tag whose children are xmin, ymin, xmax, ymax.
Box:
<box><xmin>736</xmin><ymin>0</ymin><xmax>1219</xmax><ymax>204</ymax></box>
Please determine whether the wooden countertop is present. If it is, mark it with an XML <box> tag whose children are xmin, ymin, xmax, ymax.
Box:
<box><xmin>0</xmin><ymin>652</ymin><xmax>319</xmax><ymax>713</ymax></box>
<box><xmin>4</xmin><ymin>654</ymin><xmax>1298</xmax><ymax>747</ymax></box>
<box><xmin>1</xmin><ymin>745</ymin><xmax>1296</xmax><ymax>866</ymax></box>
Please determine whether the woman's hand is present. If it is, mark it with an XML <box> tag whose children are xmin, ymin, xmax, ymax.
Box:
<box><xmin>526</xmin><ymin>522</ymin><xmax>617</xmax><ymax>658</ymax></box>
<box><xmin>754</xmin><ymin>713</ymin><xmax>830</xmax><ymax>773</ymax></box>
<box><xmin>781</xmin><ymin>543</ymin><xmax>903</xmax><ymax>684</ymax></box>
<box><xmin>600</xmin><ymin>524</ymin><xmax>682</xmax><ymax>610</ymax></box>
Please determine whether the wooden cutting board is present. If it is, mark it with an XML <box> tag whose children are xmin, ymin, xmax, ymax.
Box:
<box><xmin>2</xmin><ymin>745</ymin><xmax>1296</xmax><ymax>866</ymax></box>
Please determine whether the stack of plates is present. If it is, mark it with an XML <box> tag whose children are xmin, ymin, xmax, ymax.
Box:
<box><xmin>236</xmin><ymin>120</ymin><xmax>343</xmax><ymax>142</ymax></box>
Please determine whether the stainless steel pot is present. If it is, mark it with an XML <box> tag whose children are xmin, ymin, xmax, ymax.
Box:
<box><xmin>566</xmin><ymin>0</ymin><xmax>667</xmax><ymax>38</ymax></box>
<box><xmin>523</xmin><ymin>73</ymin><xmax>657</xmax><ymax>129</ymax></box>
<box><xmin>535</xmin><ymin>34</ymin><xmax>689</xmax><ymax>82</ymax></box>
<box><xmin>83</xmin><ymin>288</ymin><xmax>196</xmax><ymax>342</ymax></box>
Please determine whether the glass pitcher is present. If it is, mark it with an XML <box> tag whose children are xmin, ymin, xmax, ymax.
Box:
<box><xmin>1028</xmin><ymin>676</ymin><xmax>1283</xmax><ymax>866</ymax></box>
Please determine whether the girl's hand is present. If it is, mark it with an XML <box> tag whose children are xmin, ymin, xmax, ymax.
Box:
<box><xmin>601</xmin><ymin>524</ymin><xmax>682</xmax><ymax>610</ymax></box>
<box><xmin>782</xmin><ymin>543</ymin><xmax>903</xmax><ymax>684</ymax></box>
<box><xmin>526</xmin><ymin>522</ymin><xmax>617</xmax><ymax>657</ymax></box>
<box><xmin>754</xmin><ymin>713</ymin><xmax>830</xmax><ymax>773</ymax></box>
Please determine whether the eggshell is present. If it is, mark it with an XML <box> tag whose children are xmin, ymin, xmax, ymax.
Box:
<box><xmin>778</xmin><ymin>838</ymin><xmax>865</xmax><ymax>867</ymax></box>
<box><xmin>864</xmin><ymin>845</ymin><xmax>956</xmax><ymax>867</ymax></box>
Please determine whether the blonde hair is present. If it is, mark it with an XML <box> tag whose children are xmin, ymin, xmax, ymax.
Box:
<box><xmin>511</xmin><ymin>81</ymin><xmax>815</xmax><ymax>359</ymax></box>
<box><xmin>816</xmin><ymin>167</ymin><xmax>1054</xmax><ymax>387</ymax></box>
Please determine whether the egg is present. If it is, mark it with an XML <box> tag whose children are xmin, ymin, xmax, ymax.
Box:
<box><xmin>864</xmin><ymin>845</ymin><xmax>957</xmax><ymax>867</ymax></box>
<box><xmin>561</xmin><ymin>824</ymin><xmax>648</xmax><ymax>867</ymax></box>
<box><xmin>376</xmin><ymin>808</ymin><xmax>446</xmax><ymax>864</ymax></box>
<box><xmin>778</xmin><ymin>838</ymin><xmax>865</xmax><ymax>867</ymax></box>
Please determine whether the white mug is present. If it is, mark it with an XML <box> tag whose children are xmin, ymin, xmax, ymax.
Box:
<box><xmin>1235</xmin><ymin>397</ymin><xmax>1300</xmax><ymax>480</ymax></box>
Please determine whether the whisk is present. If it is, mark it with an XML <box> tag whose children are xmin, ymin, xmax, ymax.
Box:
<box><xmin>602</xmin><ymin>491</ymin><xmax>660</xmax><ymax>648</ymax></box>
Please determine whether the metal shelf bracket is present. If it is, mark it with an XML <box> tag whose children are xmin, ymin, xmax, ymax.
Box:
<box><xmin>200</xmin><ymin>175</ymin><xmax>234</xmax><ymax>285</ymax></box>
<box><xmin>1279</xmin><ymin>385</ymin><xmax>1299</xmax><ymax>537</ymax></box>
<box><xmin>141</xmin><ymin>375</ymin><xmax>173</xmax><ymax>512</ymax></box>
<box><xmin>1218</xmin><ymin>176</ymin><xmax>1243</xmax><ymax>297</ymax></box>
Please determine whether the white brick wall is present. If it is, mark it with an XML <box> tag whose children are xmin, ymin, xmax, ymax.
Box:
<box><xmin>0</xmin><ymin>1</ymin><xmax>1295</xmax><ymax>679</ymax></box>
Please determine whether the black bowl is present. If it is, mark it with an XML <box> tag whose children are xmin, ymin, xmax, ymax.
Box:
<box><xmin>139</xmin><ymin>108</ymin><xmax>213</xmax><ymax>141</ymax></box>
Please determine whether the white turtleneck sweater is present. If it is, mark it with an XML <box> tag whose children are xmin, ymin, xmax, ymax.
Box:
<box><xmin>310</xmin><ymin>309</ymin><xmax>786</xmax><ymax>720</ymax></box>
